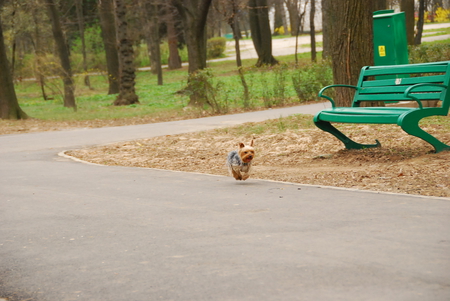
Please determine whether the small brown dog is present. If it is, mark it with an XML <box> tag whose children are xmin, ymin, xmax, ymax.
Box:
<box><xmin>226</xmin><ymin>140</ymin><xmax>255</xmax><ymax>181</ymax></box>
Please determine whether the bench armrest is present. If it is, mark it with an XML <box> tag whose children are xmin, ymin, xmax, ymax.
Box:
<box><xmin>318</xmin><ymin>85</ymin><xmax>359</xmax><ymax>108</ymax></box>
<box><xmin>403</xmin><ymin>83</ymin><xmax>448</xmax><ymax>109</ymax></box>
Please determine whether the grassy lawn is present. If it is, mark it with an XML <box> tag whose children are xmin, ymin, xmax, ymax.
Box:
<box><xmin>13</xmin><ymin>53</ymin><xmax>322</xmax><ymax>122</ymax></box>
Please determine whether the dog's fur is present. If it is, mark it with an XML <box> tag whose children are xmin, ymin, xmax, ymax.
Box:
<box><xmin>226</xmin><ymin>140</ymin><xmax>255</xmax><ymax>181</ymax></box>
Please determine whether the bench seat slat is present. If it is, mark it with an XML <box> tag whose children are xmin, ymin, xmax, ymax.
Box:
<box><xmin>359</xmin><ymin>85</ymin><xmax>445</xmax><ymax>94</ymax></box>
<box><xmin>319</xmin><ymin>107</ymin><xmax>414</xmax><ymax>115</ymax></box>
<box><xmin>363</xmin><ymin>64</ymin><xmax>448</xmax><ymax>76</ymax></box>
<box><xmin>317</xmin><ymin>112</ymin><xmax>401</xmax><ymax>124</ymax></box>
<box><xmin>356</xmin><ymin>92</ymin><xmax>442</xmax><ymax>101</ymax></box>
<box><xmin>361</xmin><ymin>75</ymin><xmax>446</xmax><ymax>87</ymax></box>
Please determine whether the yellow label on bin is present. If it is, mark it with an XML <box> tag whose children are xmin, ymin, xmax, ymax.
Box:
<box><xmin>378</xmin><ymin>45</ymin><xmax>386</xmax><ymax>57</ymax></box>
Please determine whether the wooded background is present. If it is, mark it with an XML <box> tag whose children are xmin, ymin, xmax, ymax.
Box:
<box><xmin>0</xmin><ymin>0</ymin><xmax>449</xmax><ymax>119</ymax></box>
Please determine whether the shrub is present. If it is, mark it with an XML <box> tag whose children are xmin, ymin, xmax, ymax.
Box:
<box><xmin>272</xmin><ymin>63</ymin><xmax>289</xmax><ymax>106</ymax></box>
<box><xmin>207</xmin><ymin>37</ymin><xmax>226</xmax><ymax>59</ymax></box>
<box><xmin>185</xmin><ymin>69</ymin><xmax>229</xmax><ymax>113</ymax></box>
<box><xmin>409</xmin><ymin>43</ymin><xmax>450</xmax><ymax>63</ymax></box>
<box><xmin>435</xmin><ymin>7</ymin><xmax>450</xmax><ymax>23</ymax></box>
<box><xmin>291</xmin><ymin>61</ymin><xmax>333</xmax><ymax>102</ymax></box>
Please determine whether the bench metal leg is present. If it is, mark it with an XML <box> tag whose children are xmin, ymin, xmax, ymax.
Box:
<box><xmin>400</xmin><ymin>114</ymin><xmax>450</xmax><ymax>153</ymax></box>
<box><xmin>314</xmin><ymin>120</ymin><xmax>381</xmax><ymax>150</ymax></box>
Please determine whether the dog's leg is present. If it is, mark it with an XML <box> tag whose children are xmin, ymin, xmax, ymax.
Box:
<box><xmin>242</xmin><ymin>173</ymin><xmax>250</xmax><ymax>181</ymax></box>
<box><xmin>231</xmin><ymin>169</ymin><xmax>243</xmax><ymax>180</ymax></box>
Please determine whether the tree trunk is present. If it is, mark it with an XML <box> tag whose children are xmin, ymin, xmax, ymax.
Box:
<box><xmin>172</xmin><ymin>0</ymin><xmax>213</xmax><ymax>107</ymax></box>
<box><xmin>248</xmin><ymin>0</ymin><xmax>278</xmax><ymax>67</ymax></box>
<box><xmin>151</xmin><ymin>3</ymin><xmax>163</xmax><ymax>85</ymax></box>
<box><xmin>310</xmin><ymin>0</ymin><xmax>316</xmax><ymax>62</ymax></box>
<box><xmin>45</xmin><ymin>0</ymin><xmax>77</xmax><ymax>110</ymax></box>
<box><xmin>273</xmin><ymin>0</ymin><xmax>284</xmax><ymax>35</ymax></box>
<box><xmin>99</xmin><ymin>0</ymin><xmax>120</xmax><ymax>94</ymax></box>
<box><xmin>285</xmin><ymin>0</ymin><xmax>300</xmax><ymax>36</ymax></box>
<box><xmin>10</xmin><ymin>0</ymin><xmax>17</xmax><ymax>78</ymax></box>
<box><xmin>401</xmin><ymin>0</ymin><xmax>415</xmax><ymax>45</ymax></box>
<box><xmin>172</xmin><ymin>0</ymin><xmax>212</xmax><ymax>74</ymax></box>
<box><xmin>166</xmin><ymin>8</ymin><xmax>182</xmax><ymax>70</ymax></box>
<box><xmin>223</xmin><ymin>0</ymin><xmax>243</xmax><ymax>67</ymax></box>
<box><xmin>225</xmin><ymin>1</ymin><xmax>249</xmax><ymax>106</ymax></box>
<box><xmin>321</xmin><ymin>0</ymin><xmax>331</xmax><ymax>59</ymax></box>
<box><xmin>415</xmin><ymin>0</ymin><xmax>426</xmax><ymax>45</ymax></box>
<box><xmin>373</xmin><ymin>0</ymin><xmax>387</xmax><ymax>10</ymax></box>
<box><xmin>0</xmin><ymin>14</ymin><xmax>28</xmax><ymax>119</ymax></box>
<box><xmin>113</xmin><ymin>0</ymin><xmax>139</xmax><ymax>106</ymax></box>
<box><xmin>329</xmin><ymin>0</ymin><xmax>374</xmax><ymax>107</ymax></box>
<box><xmin>279</xmin><ymin>0</ymin><xmax>289</xmax><ymax>35</ymax></box>
<box><xmin>141</xmin><ymin>0</ymin><xmax>163</xmax><ymax>85</ymax></box>
<box><xmin>32</xmin><ymin>6</ymin><xmax>48</xmax><ymax>101</ymax></box>
<box><xmin>232</xmin><ymin>19</ymin><xmax>243</xmax><ymax>68</ymax></box>
<box><xmin>75</xmin><ymin>0</ymin><xmax>91</xmax><ymax>88</ymax></box>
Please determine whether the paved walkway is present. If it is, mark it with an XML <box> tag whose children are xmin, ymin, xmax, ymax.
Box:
<box><xmin>1</xmin><ymin>103</ymin><xmax>450</xmax><ymax>301</ymax></box>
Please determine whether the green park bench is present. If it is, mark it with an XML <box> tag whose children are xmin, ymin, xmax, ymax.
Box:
<box><xmin>313</xmin><ymin>61</ymin><xmax>450</xmax><ymax>153</ymax></box>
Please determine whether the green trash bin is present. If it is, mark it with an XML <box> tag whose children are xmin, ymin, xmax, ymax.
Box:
<box><xmin>373</xmin><ymin>10</ymin><xmax>409</xmax><ymax>67</ymax></box>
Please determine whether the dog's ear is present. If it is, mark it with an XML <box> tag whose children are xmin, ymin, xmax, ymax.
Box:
<box><xmin>239</xmin><ymin>142</ymin><xmax>245</xmax><ymax>148</ymax></box>
<box><xmin>250</xmin><ymin>139</ymin><xmax>254</xmax><ymax>147</ymax></box>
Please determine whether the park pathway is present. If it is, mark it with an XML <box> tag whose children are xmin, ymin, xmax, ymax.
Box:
<box><xmin>1</xmin><ymin>103</ymin><xmax>450</xmax><ymax>301</ymax></box>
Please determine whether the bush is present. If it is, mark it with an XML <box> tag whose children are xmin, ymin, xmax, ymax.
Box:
<box><xmin>186</xmin><ymin>69</ymin><xmax>229</xmax><ymax>113</ymax></box>
<box><xmin>207</xmin><ymin>37</ymin><xmax>226</xmax><ymax>59</ymax></box>
<box><xmin>435</xmin><ymin>7</ymin><xmax>450</xmax><ymax>22</ymax></box>
<box><xmin>291</xmin><ymin>61</ymin><xmax>333</xmax><ymax>102</ymax></box>
<box><xmin>409</xmin><ymin>43</ymin><xmax>450</xmax><ymax>63</ymax></box>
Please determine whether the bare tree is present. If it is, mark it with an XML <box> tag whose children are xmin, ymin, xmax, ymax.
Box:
<box><xmin>415</xmin><ymin>0</ymin><xmax>426</xmax><ymax>45</ymax></box>
<box><xmin>248</xmin><ymin>0</ymin><xmax>278</xmax><ymax>66</ymax></box>
<box><xmin>44</xmin><ymin>0</ymin><xmax>77</xmax><ymax>110</ymax></box>
<box><xmin>75</xmin><ymin>0</ymin><xmax>91</xmax><ymax>88</ymax></box>
<box><xmin>401</xmin><ymin>0</ymin><xmax>415</xmax><ymax>45</ymax></box>
<box><xmin>273</xmin><ymin>0</ymin><xmax>285</xmax><ymax>34</ymax></box>
<box><xmin>166</xmin><ymin>6</ymin><xmax>182</xmax><ymax>70</ymax></box>
<box><xmin>216</xmin><ymin>0</ymin><xmax>246</xmax><ymax>67</ymax></box>
<box><xmin>99</xmin><ymin>0</ymin><xmax>120</xmax><ymax>94</ymax></box>
<box><xmin>321</xmin><ymin>0</ymin><xmax>331</xmax><ymax>59</ymax></box>
<box><xmin>215</xmin><ymin>0</ymin><xmax>250</xmax><ymax>103</ymax></box>
<box><xmin>0</xmin><ymin>13</ymin><xmax>28</xmax><ymax>119</ymax></box>
<box><xmin>31</xmin><ymin>0</ymin><xmax>49</xmax><ymax>101</ymax></box>
<box><xmin>285</xmin><ymin>0</ymin><xmax>306</xmax><ymax>36</ymax></box>
<box><xmin>113</xmin><ymin>0</ymin><xmax>139</xmax><ymax>105</ymax></box>
<box><xmin>140</xmin><ymin>0</ymin><xmax>163</xmax><ymax>85</ymax></box>
<box><xmin>310</xmin><ymin>0</ymin><xmax>316</xmax><ymax>62</ymax></box>
<box><xmin>171</xmin><ymin>0</ymin><xmax>213</xmax><ymax>107</ymax></box>
<box><xmin>171</xmin><ymin>0</ymin><xmax>213</xmax><ymax>74</ymax></box>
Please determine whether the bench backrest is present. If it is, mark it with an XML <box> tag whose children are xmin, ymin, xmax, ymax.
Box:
<box><xmin>353</xmin><ymin>61</ymin><xmax>450</xmax><ymax>111</ymax></box>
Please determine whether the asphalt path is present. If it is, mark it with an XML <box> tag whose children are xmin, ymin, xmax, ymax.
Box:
<box><xmin>1</xmin><ymin>103</ymin><xmax>450</xmax><ymax>301</ymax></box>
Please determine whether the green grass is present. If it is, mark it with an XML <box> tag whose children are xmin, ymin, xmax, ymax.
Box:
<box><xmin>15</xmin><ymin>71</ymin><xmax>188</xmax><ymax>121</ymax></box>
<box><xmin>423</xmin><ymin>25</ymin><xmax>450</xmax><ymax>35</ymax></box>
<box><xmin>423</xmin><ymin>38</ymin><xmax>450</xmax><ymax>44</ymax></box>
<box><xmin>13</xmin><ymin>52</ymin><xmax>324</xmax><ymax>121</ymax></box>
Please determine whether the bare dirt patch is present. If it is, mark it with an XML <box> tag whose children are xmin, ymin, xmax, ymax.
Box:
<box><xmin>66</xmin><ymin>120</ymin><xmax>450</xmax><ymax>198</ymax></box>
